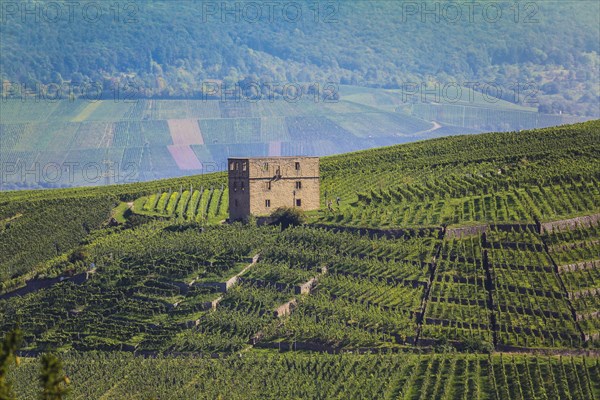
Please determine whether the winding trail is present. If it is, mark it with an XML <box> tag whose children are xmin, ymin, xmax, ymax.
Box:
<box><xmin>415</xmin><ymin>120</ymin><xmax>442</xmax><ymax>135</ymax></box>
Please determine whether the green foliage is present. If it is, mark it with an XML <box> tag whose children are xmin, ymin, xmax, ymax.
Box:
<box><xmin>0</xmin><ymin>330</ymin><xmax>22</xmax><ymax>400</ymax></box>
<box><xmin>133</xmin><ymin>187</ymin><xmax>228</xmax><ymax>224</ymax></box>
<box><xmin>270</xmin><ymin>207</ymin><xmax>307</xmax><ymax>229</ymax></box>
<box><xmin>244</xmin><ymin>262</ymin><xmax>315</xmax><ymax>286</ymax></box>
<box><xmin>6</xmin><ymin>353</ymin><xmax>600</xmax><ymax>399</ymax></box>
<box><xmin>244</xmin><ymin>214</ymin><xmax>257</xmax><ymax>227</ymax></box>
<box><xmin>0</xmin><ymin>196</ymin><xmax>116</xmax><ymax>289</ymax></box>
<box><xmin>319</xmin><ymin>121</ymin><xmax>600</xmax><ymax>228</ymax></box>
<box><xmin>1</xmin><ymin>331</ymin><xmax>70</xmax><ymax>400</ymax></box>
<box><xmin>39</xmin><ymin>354</ymin><xmax>69</xmax><ymax>400</ymax></box>
<box><xmin>68</xmin><ymin>248</ymin><xmax>89</xmax><ymax>264</ymax></box>
<box><xmin>462</xmin><ymin>337</ymin><xmax>494</xmax><ymax>354</ymax></box>
<box><xmin>1</xmin><ymin>2</ymin><xmax>598</xmax><ymax>115</ymax></box>
<box><xmin>0</xmin><ymin>122</ymin><xmax>600</xmax><ymax>398</ymax></box>
<box><xmin>0</xmin><ymin>223</ymin><xmax>276</xmax><ymax>353</ymax></box>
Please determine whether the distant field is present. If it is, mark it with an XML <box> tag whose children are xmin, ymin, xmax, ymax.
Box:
<box><xmin>411</xmin><ymin>103</ymin><xmax>587</xmax><ymax>131</ymax></box>
<box><xmin>0</xmin><ymin>86</ymin><xmax>587</xmax><ymax>189</ymax></box>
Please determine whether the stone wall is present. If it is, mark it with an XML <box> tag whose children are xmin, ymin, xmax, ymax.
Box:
<box><xmin>311</xmin><ymin>224</ymin><xmax>444</xmax><ymax>239</ymax></box>
<box><xmin>445</xmin><ymin>224</ymin><xmax>488</xmax><ymax>239</ymax></box>
<box><xmin>249</xmin><ymin>174</ymin><xmax>320</xmax><ymax>216</ymax></box>
<box><xmin>195</xmin><ymin>253</ymin><xmax>260</xmax><ymax>293</ymax></box>
<box><xmin>295</xmin><ymin>277</ymin><xmax>318</xmax><ymax>295</ymax></box>
<box><xmin>558</xmin><ymin>259</ymin><xmax>600</xmax><ymax>273</ymax></box>
<box><xmin>540</xmin><ymin>213</ymin><xmax>600</xmax><ymax>233</ymax></box>
<box><xmin>274</xmin><ymin>299</ymin><xmax>297</xmax><ymax>317</ymax></box>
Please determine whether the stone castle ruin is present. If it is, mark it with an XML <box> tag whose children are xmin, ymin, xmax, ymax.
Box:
<box><xmin>228</xmin><ymin>156</ymin><xmax>320</xmax><ymax>221</ymax></box>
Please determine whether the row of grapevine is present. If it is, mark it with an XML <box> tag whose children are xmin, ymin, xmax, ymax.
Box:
<box><xmin>545</xmin><ymin>221</ymin><xmax>600</xmax><ymax>343</ymax></box>
<box><xmin>137</xmin><ymin>186</ymin><xmax>228</xmax><ymax>222</ymax></box>
<box><xmin>321</xmin><ymin>180</ymin><xmax>598</xmax><ymax>228</ymax></box>
<box><xmin>319</xmin><ymin>122</ymin><xmax>600</xmax><ymax>228</ymax></box>
<box><xmin>486</xmin><ymin>226</ymin><xmax>582</xmax><ymax>349</ymax></box>
<box><xmin>0</xmin><ymin>223</ymin><xmax>275</xmax><ymax>352</ymax></box>
<box><xmin>257</xmin><ymin>226</ymin><xmax>440</xmax><ymax>348</ymax></box>
<box><xmin>8</xmin><ymin>352</ymin><xmax>599</xmax><ymax>399</ymax></box>
<box><xmin>421</xmin><ymin>235</ymin><xmax>493</xmax><ymax>346</ymax></box>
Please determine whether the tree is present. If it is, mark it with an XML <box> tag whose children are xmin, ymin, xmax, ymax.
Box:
<box><xmin>270</xmin><ymin>207</ymin><xmax>306</xmax><ymax>229</ymax></box>
<box><xmin>0</xmin><ymin>330</ymin><xmax>23</xmax><ymax>400</ymax></box>
<box><xmin>39</xmin><ymin>354</ymin><xmax>69</xmax><ymax>400</ymax></box>
<box><xmin>0</xmin><ymin>330</ymin><xmax>70</xmax><ymax>400</ymax></box>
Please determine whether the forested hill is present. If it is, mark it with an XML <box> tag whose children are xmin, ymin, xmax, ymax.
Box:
<box><xmin>1</xmin><ymin>0</ymin><xmax>598</xmax><ymax>116</ymax></box>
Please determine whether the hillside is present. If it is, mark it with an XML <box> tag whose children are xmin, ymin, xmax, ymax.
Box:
<box><xmin>1</xmin><ymin>121</ymin><xmax>600</xmax><ymax>398</ymax></box>
<box><xmin>1</xmin><ymin>1</ymin><xmax>598</xmax><ymax>116</ymax></box>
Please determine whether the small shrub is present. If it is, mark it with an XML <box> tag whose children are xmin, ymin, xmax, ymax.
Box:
<box><xmin>270</xmin><ymin>207</ymin><xmax>306</xmax><ymax>229</ymax></box>
<box><xmin>462</xmin><ymin>337</ymin><xmax>494</xmax><ymax>353</ymax></box>
<box><xmin>69</xmin><ymin>248</ymin><xmax>89</xmax><ymax>263</ymax></box>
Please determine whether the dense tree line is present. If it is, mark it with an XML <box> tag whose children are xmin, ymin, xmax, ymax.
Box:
<box><xmin>0</xmin><ymin>1</ymin><xmax>598</xmax><ymax>115</ymax></box>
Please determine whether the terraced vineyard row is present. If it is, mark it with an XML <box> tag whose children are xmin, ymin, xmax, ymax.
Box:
<box><xmin>257</xmin><ymin>220</ymin><xmax>600</xmax><ymax>352</ymax></box>
<box><xmin>421</xmin><ymin>222</ymin><xmax>600</xmax><ymax>350</ymax></box>
<box><xmin>257</xmin><ymin>227</ymin><xmax>438</xmax><ymax>348</ymax></box>
<box><xmin>0</xmin><ymin>223</ymin><xmax>274</xmax><ymax>353</ymax></box>
<box><xmin>3</xmin><ymin>217</ymin><xmax>600</xmax><ymax>354</ymax></box>
<box><xmin>421</xmin><ymin>235</ymin><xmax>493</xmax><ymax>347</ymax></box>
<box><xmin>485</xmin><ymin>230</ymin><xmax>582</xmax><ymax>349</ymax></box>
<box><xmin>321</xmin><ymin>174</ymin><xmax>599</xmax><ymax>228</ymax></box>
<box><xmin>319</xmin><ymin>122</ymin><xmax>600</xmax><ymax>228</ymax></box>
<box><xmin>544</xmin><ymin>222</ymin><xmax>600</xmax><ymax>343</ymax></box>
<box><xmin>135</xmin><ymin>186</ymin><xmax>228</xmax><ymax>222</ymax></box>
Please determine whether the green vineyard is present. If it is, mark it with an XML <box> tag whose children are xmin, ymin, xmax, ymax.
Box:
<box><xmin>135</xmin><ymin>186</ymin><xmax>229</xmax><ymax>223</ymax></box>
<box><xmin>1</xmin><ymin>121</ymin><xmax>599</xmax><ymax>398</ymax></box>
<box><xmin>7</xmin><ymin>352</ymin><xmax>599</xmax><ymax>399</ymax></box>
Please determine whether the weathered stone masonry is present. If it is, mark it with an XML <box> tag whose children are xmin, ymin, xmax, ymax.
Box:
<box><xmin>228</xmin><ymin>156</ymin><xmax>320</xmax><ymax>221</ymax></box>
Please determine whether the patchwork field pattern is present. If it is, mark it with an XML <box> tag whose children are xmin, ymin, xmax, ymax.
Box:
<box><xmin>1</xmin><ymin>86</ymin><xmax>587</xmax><ymax>189</ymax></box>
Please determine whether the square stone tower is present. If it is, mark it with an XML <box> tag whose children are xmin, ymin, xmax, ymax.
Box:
<box><xmin>228</xmin><ymin>156</ymin><xmax>320</xmax><ymax>221</ymax></box>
